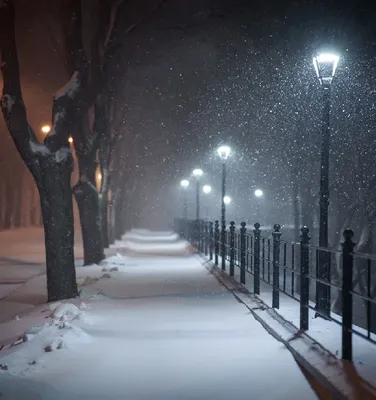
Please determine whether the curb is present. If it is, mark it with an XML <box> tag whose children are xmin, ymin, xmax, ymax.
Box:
<box><xmin>201</xmin><ymin>257</ymin><xmax>376</xmax><ymax>400</ymax></box>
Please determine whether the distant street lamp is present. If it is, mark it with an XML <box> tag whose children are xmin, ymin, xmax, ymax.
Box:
<box><xmin>254</xmin><ymin>189</ymin><xmax>263</xmax><ymax>198</ymax></box>
<box><xmin>217</xmin><ymin>145</ymin><xmax>231</xmax><ymax>270</ymax></box>
<box><xmin>192</xmin><ymin>168</ymin><xmax>203</xmax><ymax>220</ymax></box>
<box><xmin>202</xmin><ymin>185</ymin><xmax>212</xmax><ymax>194</ymax></box>
<box><xmin>313</xmin><ymin>52</ymin><xmax>339</xmax><ymax>319</ymax></box>
<box><xmin>180</xmin><ymin>179</ymin><xmax>189</xmax><ymax>220</ymax></box>
<box><xmin>68</xmin><ymin>137</ymin><xmax>73</xmax><ymax>144</ymax></box>
<box><xmin>223</xmin><ymin>195</ymin><xmax>231</xmax><ymax>205</ymax></box>
<box><xmin>41</xmin><ymin>125</ymin><xmax>51</xmax><ymax>134</ymax></box>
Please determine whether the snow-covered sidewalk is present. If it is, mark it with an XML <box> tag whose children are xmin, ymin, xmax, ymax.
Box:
<box><xmin>0</xmin><ymin>230</ymin><xmax>320</xmax><ymax>399</ymax></box>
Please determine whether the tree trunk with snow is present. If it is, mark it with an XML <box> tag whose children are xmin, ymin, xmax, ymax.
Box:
<box><xmin>38</xmin><ymin>155</ymin><xmax>78</xmax><ymax>301</ymax></box>
<box><xmin>0</xmin><ymin>0</ymin><xmax>80</xmax><ymax>301</ymax></box>
<box><xmin>73</xmin><ymin>179</ymin><xmax>104</xmax><ymax>265</ymax></box>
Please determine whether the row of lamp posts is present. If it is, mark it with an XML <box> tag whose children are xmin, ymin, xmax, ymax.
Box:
<box><xmin>179</xmin><ymin>52</ymin><xmax>340</xmax><ymax>321</ymax></box>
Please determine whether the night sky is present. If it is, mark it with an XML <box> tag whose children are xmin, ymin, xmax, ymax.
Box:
<box><xmin>1</xmin><ymin>0</ymin><xmax>376</xmax><ymax>231</ymax></box>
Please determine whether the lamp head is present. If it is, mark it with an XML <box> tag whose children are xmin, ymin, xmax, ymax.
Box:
<box><xmin>217</xmin><ymin>145</ymin><xmax>231</xmax><ymax>161</ymax></box>
<box><xmin>203</xmin><ymin>185</ymin><xmax>212</xmax><ymax>194</ymax></box>
<box><xmin>313</xmin><ymin>53</ymin><xmax>339</xmax><ymax>86</ymax></box>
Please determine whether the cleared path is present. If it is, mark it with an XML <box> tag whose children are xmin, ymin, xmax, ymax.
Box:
<box><xmin>0</xmin><ymin>232</ymin><xmax>320</xmax><ymax>400</ymax></box>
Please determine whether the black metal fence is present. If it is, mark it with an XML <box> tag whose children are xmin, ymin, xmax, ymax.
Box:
<box><xmin>174</xmin><ymin>218</ymin><xmax>376</xmax><ymax>362</ymax></box>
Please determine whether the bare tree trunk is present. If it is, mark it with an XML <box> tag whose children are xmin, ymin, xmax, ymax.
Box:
<box><xmin>39</xmin><ymin>155</ymin><xmax>78</xmax><ymax>302</ymax></box>
<box><xmin>99</xmin><ymin>190</ymin><xmax>109</xmax><ymax>248</ymax></box>
<box><xmin>73</xmin><ymin>179</ymin><xmax>104</xmax><ymax>265</ymax></box>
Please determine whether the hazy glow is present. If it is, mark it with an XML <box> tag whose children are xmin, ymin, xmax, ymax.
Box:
<box><xmin>68</xmin><ymin>137</ymin><xmax>73</xmax><ymax>143</ymax></box>
<box><xmin>217</xmin><ymin>145</ymin><xmax>231</xmax><ymax>160</ymax></box>
<box><xmin>192</xmin><ymin>168</ymin><xmax>203</xmax><ymax>178</ymax></box>
<box><xmin>313</xmin><ymin>53</ymin><xmax>339</xmax><ymax>84</ymax></box>
<box><xmin>202</xmin><ymin>185</ymin><xmax>212</xmax><ymax>194</ymax></box>
<box><xmin>41</xmin><ymin>125</ymin><xmax>51</xmax><ymax>134</ymax></box>
<box><xmin>180</xmin><ymin>179</ymin><xmax>189</xmax><ymax>188</ymax></box>
<box><xmin>255</xmin><ymin>189</ymin><xmax>263</xmax><ymax>198</ymax></box>
<box><xmin>223</xmin><ymin>196</ymin><xmax>231</xmax><ymax>205</ymax></box>
<box><xmin>97</xmin><ymin>172</ymin><xmax>102</xmax><ymax>181</ymax></box>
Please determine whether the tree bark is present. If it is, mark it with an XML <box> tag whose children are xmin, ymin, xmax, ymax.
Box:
<box><xmin>73</xmin><ymin>180</ymin><xmax>105</xmax><ymax>265</ymax></box>
<box><xmin>39</xmin><ymin>155</ymin><xmax>78</xmax><ymax>302</ymax></box>
<box><xmin>99</xmin><ymin>190</ymin><xmax>109</xmax><ymax>248</ymax></box>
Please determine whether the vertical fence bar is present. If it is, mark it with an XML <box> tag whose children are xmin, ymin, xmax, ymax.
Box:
<box><xmin>272</xmin><ymin>224</ymin><xmax>281</xmax><ymax>309</ymax></box>
<box><xmin>229</xmin><ymin>221</ymin><xmax>235</xmax><ymax>276</ymax></box>
<box><xmin>253</xmin><ymin>223</ymin><xmax>261</xmax><ymax>295</ymax></box>
<box><xmin>221</xmin><ymin>221</ymin><xmax>226</xmax><ymax>271</ymax></box>
<box><xmin>342</xmin><ymin>229</ymin><xmax>354</xmax><ymax>361</ymax></box>
<box><xmin>204</xmin><ymin>221</ymin><xmax>208</xmax><ymax>256</ymax></box>
<box><xmin>214</xmin><ymin>220</ymin><xmax>219</xmax><ymax>266</ymax></box>
<box><xmin>240</xmin><ymin>222</ymin><xmax>246</xmax><ymax>284</ymax></box>
<box><xmin>209</xmin><ymin>221</ymin><xmax>214</xmax><ymax>261</ymax></box>
<box><xmin>300</xmin><ymin>227</ymin><xmax>310</xmax><ymax>331</ymax></box>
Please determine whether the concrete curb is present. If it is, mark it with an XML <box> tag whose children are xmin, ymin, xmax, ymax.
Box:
<box><xmin>201</xmin><ymin>258</ymin><xmax>376</xmax><ymax>400</ymax></box>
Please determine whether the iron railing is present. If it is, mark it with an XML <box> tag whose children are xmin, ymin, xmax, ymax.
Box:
<box><xmin>174</xmin><ymin>218</ymin><xmax>376</xmax><ymax>362</ymax></box>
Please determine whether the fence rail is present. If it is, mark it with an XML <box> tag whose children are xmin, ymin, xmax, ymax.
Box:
<box><xmin>174</xmin><ymin>218</ymin><xmax>376</xmax><ymax>362</ymax></box>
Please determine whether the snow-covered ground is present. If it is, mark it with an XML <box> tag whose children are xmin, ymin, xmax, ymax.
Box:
<box><xmin>0</xmin><ymin>229</ymin><xmax>320</xmax><ymax>399</ymax></box>
<box><xmin>225</xmin><ymin>257</ymin><xmax>376</xmax><ymax>388</ymax></box>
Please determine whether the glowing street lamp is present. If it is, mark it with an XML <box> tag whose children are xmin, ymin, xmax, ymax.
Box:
<box><xmin>223</xmin><ymin>196</ymin><xmax>231</xmax><ymax>205</ymax></box>
<box><xmin>217</xmin><ymin>145</ymin><xmax>231</xmax><ymax>161</ymax></box>
<box><xmin>41</xmin><ymin>125</ymin><xmax>51</xmax><ymax>134</ymax></box>
<box><xmin>192</xmin><ymin>168</ymin><xmax>203</xmax><ymax>220</ymax></box>
<box><xmin>254</xmin><ymin>189</ymin><xmax>263</xmax><ymax>198</ymax></box>
<box><xmin>202</xmin><ymin>185</ymin><xmax>212</xmax><ymax>194</ymax></box>
<box><xmin>313</xmin><ymin>53</ymin><xmax>339</xmax><ymax>87</ymax></box>
<box><xmin>68</xmin><ymin>137</ymin><xmax>73</xmax><ymax>144</ymax></box>
<box><xmin>180</xmin><ymin>180</ymin><xmax>189</xmax><ymax>220</ymax></box>
<box><xmin>217</xmin><ymin>145</ymin><xmax>231</xmax><ymax>271</ymax></box>
<box><xmin>313</xmin><ymin>52</ymin><xmax>340</xmax><ymax>319</ymax></box>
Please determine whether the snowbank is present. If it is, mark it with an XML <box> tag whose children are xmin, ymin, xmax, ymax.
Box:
<box><xmin>121</xmin><ymin>231</ymin><xmax>179</xmax><ymax>242</ymax></box>
<box><xmin>0</xmin><ymin>302</ymin><xmax>91</xmax><ymax>376</ymax></box>
<box><xmin>115</xmin><ymin>239</ymin><xmax>192</xmax><ymax>255</ymax></box>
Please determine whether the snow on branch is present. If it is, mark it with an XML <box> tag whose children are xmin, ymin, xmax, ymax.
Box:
<box><xmin>54</xmin><ymin>71</ymin><xmax>80</xmax><ymax>100</ymax></box>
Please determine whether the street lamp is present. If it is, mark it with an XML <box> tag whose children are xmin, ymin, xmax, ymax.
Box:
<box><xmin>192</xmin><ymin>169</ymin><xmax>203</xmax><ymax>220</ymax></box>
<box><xmin>217</xmin><ymin>145</ymin><xmax>231</xmax><ymax>271</ymax></box>
<box><xmin>254</xmin><ymin>189</ymin><xmax>263</xmax><ymax>198</ymax></box>
<box><xmin>313</xmin><ymin>52</ymin><xmax>339</xmax><ymax>319</ymax></box>
<box><xmin>180</xmin><ymin>180</ymin><xmax>189</xmax><ymax>220</ymax></box>
<box><xmin>223</xmin><ymin>196</ymin><xmax>231</xmax><ymax>205</ymax></box>
<box><xmin>202</xmin><ymin>185</ymin><xmax>212</xmax><ymax>194</ymax></box>
<box><xmin>41</xmin><ymin>125</ymin><xmax>51</xmax><ymax>134</ymax></box>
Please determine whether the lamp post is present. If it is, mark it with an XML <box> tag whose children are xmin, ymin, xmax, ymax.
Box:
<box><xmin>192</xmin><ymin>169</ymin><xmax>203</xmax><ymax>220</ymax></box>
<box><xmin>217</xmin><ymin>145</ymin><xmax>231</xmax><ymax>270</ymax></box>
<box><xmin>202</xmin><ymin>184</ymin><xmax>212</xmax><ymax>220</ymax></box>
<box><xmin>313</xmin><ymin>52</ymin><xmax>339</xmax><ymax>319</ymax></box>
<box><xmin>180</xmin><ymin>180</ymin><xmax>189</xmax><ymax>220</ymax></box>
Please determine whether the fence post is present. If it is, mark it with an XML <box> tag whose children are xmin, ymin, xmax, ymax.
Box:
<box><xmin>229</xmin><ymin>221</ymin><xmax>235</xmax><ymax>276</ymax></box>
<box><xmin>200</xmin><ymin>220</ymin><xmax>204</xmax><ymax>253</ymax></box>
<box><xmin>253</xmin><ymin>223</ymin><xmax>261</xmax><ymax>295</ymax></box>
<box><xmin>214</xmin><ymin>220</ymin><xmax>219</xmax><ymax>266</ymax></box>
<box><xmin>221</xmin><ymin>221</ymin><xmax>226</xmax><ymax>271</ymax></box>
<box><xmin>209</xmin><ymin>221</ymin><xmax>214</xmax><ymax>261</ymax></box>
<box><xmin>204</xmin><ymin>221</ymin><xmax>208</xmax><ymax>256</ymax></box>
<box><xmin>342</xmin><ymin>228</ymin><xmax>355</xmax><ymax>361</ymax></box>
<box><xmin>300</xmin><ymin>226</ymin><xmax>310</xmax><ymax>330</ymax></box>
<box><xmin>272</xmin><ymin>224</ymin><xmax>281</xmax><ymax>309</ymax></box>
<box><xmin>240</xmin><ymin>222</ymin><xmax>247</xmax><ymax>284</ymax></box>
